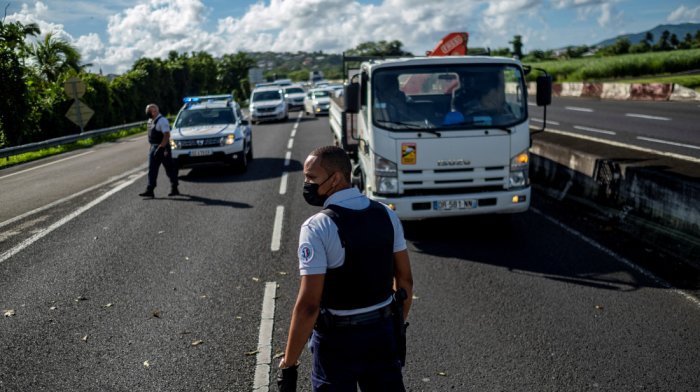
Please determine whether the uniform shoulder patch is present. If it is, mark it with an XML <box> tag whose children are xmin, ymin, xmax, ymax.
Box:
<box><xmin>298</xmin><ymin>243</ymin><xmax>315</xmax><ymax>262</ymax></box>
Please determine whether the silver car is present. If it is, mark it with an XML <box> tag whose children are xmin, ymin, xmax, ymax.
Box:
<box><xmin>304</xmin><ymin>88</ymin><xmax>333</xmax><ymax>116</ymax></box>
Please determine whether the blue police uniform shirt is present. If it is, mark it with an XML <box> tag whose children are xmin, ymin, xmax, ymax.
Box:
<box><xmin>298</xmin><ymin>187</ymin><xmax>407</xmax><ymax>316</ymax></box>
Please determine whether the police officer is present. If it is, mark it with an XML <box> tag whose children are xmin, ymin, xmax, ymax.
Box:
<box><xmin>278</xmin><ymin>146</ymin><xmax>413</xmax><ymax>392</ymax></box>
<box><xmin>139</xmin><ymin>104</ymin><xmax>179</xmax><ymax>197</ymax></box>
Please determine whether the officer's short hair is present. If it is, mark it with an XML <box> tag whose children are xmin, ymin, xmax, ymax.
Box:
<box><xmin>310</xmin><ymin>146</ymin><xmax>351</xmax><ymax>183</ymax></box>
<box><xmin>146</xmin><ymin>104</ymin><xmax>159</xmax><ymax>112</ymax></box>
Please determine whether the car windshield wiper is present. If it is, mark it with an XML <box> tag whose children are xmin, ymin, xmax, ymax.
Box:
<box><xmin>377</xmin><ymin>120</ymin><xmax>442</xmax><ymax>137</ymax></box>
<box><xmin>441</xmin><ymin>120</ymin><xmax>512</xmax><ymax>134</ymax></box>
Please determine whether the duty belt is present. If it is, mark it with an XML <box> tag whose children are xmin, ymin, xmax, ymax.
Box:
<box><xmin>331</xmin><ymin>304</ymin><xmax>392</xmax><ymax>327</ymax></box>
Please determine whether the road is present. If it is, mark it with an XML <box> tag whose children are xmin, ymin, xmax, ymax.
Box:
<box><xmin>528</xmin><ymin>97</ymin><xmax>700</xmax><ymax>160</ymax></box>
<box><xmin>2</xmin><ymin>111</ymin><xmax>700</xmax><ymax>391</ymax></box>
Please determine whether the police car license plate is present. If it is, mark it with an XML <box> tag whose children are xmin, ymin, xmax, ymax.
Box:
<box><xmin>190</xmin><ymin>150</ymin><xmax>212</xmax><ymax>157</ymax></box>
<box><xmin>434</xmin><ymin>199</ymin><xmax>477</xmax><ymax>211</ymax></box>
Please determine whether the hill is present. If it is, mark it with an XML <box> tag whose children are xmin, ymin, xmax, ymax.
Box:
<box><xmin>594</xmin><ymin>23</ymin><xmax>700</xmax><ymax>47</ymax></box>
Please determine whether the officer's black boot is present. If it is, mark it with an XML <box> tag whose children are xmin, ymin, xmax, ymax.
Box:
<box><xmin>139</xmin><ymin>187</ymin><xmax>155</xmax><ymax>197</ymax></box>
<box><xmin>168</xmin><ymin>186</ymin><xmax>180</xmax><ymax>196</ymax></box>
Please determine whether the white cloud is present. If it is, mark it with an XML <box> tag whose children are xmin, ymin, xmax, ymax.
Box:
<box><xmin>6</xmin><ymin>2</ymin><xmax>74</xmax><ymax>44</ymax></box>
<box><xmin>668</xmin><ymin>5</ymin><xmax>700</xmax><ymax>22</ymax></box>
<box><xmin>597</xmin><ymin>3</ymin><xmax>623</xmax><ymax>28</ymax></box>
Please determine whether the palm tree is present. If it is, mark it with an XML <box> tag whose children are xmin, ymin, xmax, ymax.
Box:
<box><xmin>27</xmin><ymin>31</ymin><xmax>87</xmax><ymax>84</ymax></box>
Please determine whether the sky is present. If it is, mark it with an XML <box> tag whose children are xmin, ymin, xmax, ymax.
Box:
<box><xmin>4</xmin><ymin>0</ymin><xmax>700</xmax><ymax>74</ymax></box>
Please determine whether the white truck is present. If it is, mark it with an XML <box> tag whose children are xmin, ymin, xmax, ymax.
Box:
<box><xmin>329</xmin><ymin>55</ymin><xmax>552</xmax><ymax>220</ymax></box>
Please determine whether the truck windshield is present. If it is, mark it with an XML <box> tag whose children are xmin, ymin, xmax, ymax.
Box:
<box><xmin>372</xmin><ymin>64</ymin><xmax>527</xmax><ymax>131</ymax></box>
<box><xmin>252</xmin><ymin>91</ymin><xmax>281</xmax><ymax>102</ymax></box>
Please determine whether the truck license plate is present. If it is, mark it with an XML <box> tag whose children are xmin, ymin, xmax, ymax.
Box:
<box><xmin>190</xmin><ymin>150</ymin><xmax>212</xmax><ymax>157</ymax></box>
<box><xmin>434</xmin><ymin>199</ymin><xmax>477</xmax><ymax>211</ymax></box>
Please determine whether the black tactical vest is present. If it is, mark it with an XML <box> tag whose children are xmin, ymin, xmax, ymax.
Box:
<box><xmin>319</xmin><ymin>200</ymin><xmax>395</xmax><ymax>310</ymax></box>
<box><xmin>148</xmin><ymin>115</ymin><xmax>165</xmax><ymax>145</ymax></box>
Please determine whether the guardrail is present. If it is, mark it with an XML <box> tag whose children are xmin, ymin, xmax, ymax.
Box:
<box><xmin>0</xmin><ymin>117</ymin><xmax>173</xmax><ymax>160</ymax></box>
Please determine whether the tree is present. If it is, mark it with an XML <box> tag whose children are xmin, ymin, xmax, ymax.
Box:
<box><xmin>653</xmin><ymin>30</ymin><xmax>672</xmax><ymax>51</ymax></box>
<box><xmin>670</xmin><ymin>34</ymin><xmax>679</xmax><ymax>48</ymax></box>
<box><xmin>217</xmin><ymin>52</ymin><xmax>255</xmax><ymax>102</ymax></box>
<box><xmin>28</xmin><ymin>32</ymin><xmax>87</xmax><ymax>85</ymax></box>
<box><xmin>645</xmin><ymin>31</ymin><xmax>654</xmax><ymax>44</ymax></box>
<box><xmin>345</xmin><ymin>40</ymin><xmax>412</xmax><ymax>57</ymax></box>
<box><xmin>630</xmin><ymin>40</ymin><xmax>651</xmax><ymax>53</ymax></box>
<box><xmin>510</xmin><ymin>35</ymin><xmax>523</xmax><ymax>59</ymax></box>
<box><xmin>491</xmin><ymin>47</ymin><xmax>512</xmax><ymax>57</ymax></box>
<box><xmin>695</xmin><ymin>30</ymin><xmax>700</xmax><ymax>42</ymax></box>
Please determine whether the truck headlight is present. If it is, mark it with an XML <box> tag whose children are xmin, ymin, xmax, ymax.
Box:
<box><xmin>375</xmin><ymin>155</ymin><xmax>398</xmax><ymax>195</ymax></box>
<box><xmin>509</xmin><ymin>150</ymin><xmax>529</xmax><ymax>189</ymax></box>
<box><xmin>221</xmin><ymin>134</ymin><xmax>235</xmax><ymax>146</ymax></box>
<box><xmin>170</xmin><ymin>139</ymin><xmax>180</xmax><ymax>149</ymax></box>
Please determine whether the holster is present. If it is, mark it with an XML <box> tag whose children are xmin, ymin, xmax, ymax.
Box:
<box><xmin>315</xmin><ymin>306</ymin><xmax>334</xmax><ymax>332</ymax></box>
<box><xmin>391</xmin><ymin>288</ymin><xmax>409</xmax><ymax>367</ymax></box>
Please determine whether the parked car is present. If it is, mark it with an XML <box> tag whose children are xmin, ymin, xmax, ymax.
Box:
<box><xmin>282</xmin><ymin>86</ymin><xmax>306</xmax><ymax>111</ymax></box>
<box><xmin>170</xmin><ymin>95</ymin><xmax>253</xmax><ymax>173</ymax></box>
<box><xmin>249</xmin><ymin>86</ymin><xmax>288</xmax><ymax>123</ymax></box>
<box><xmin>304</xmin><ymin>88</ymin><xmax>333</xmax><ymax>116</ymax></box>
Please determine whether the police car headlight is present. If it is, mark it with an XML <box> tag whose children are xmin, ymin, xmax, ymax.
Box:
<box><xmin>170</xmin><ymin>139</ymin><xmax>180</xmax><ymax>149</ymax></box>
<box><xmin>221</xmin><ymin>134</ymin><xmax>235</xmax><ymax>146</ymax></box>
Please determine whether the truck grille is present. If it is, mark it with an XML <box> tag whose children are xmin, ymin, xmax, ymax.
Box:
<box><xmin>179</xmin><ymin>137</ymin><xmax>221</xmax><ymax>149</ymax></box>
<box><xmin>400</xmin><ymin>166</ymin><xmax>508</xmax><ymax>195</ymax></box>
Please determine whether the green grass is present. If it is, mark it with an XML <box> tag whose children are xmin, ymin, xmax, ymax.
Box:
<box><xmin>0</xmin><ymin>125</ymin><xmax>147</xmax><ymax>170</ymax></box>
<box><xmin>523</xmin><ymin>49</ymin><xmax>700</xmax><ymax>84</ymax></box>
<box><xmin>616</xmin><ymin>74</ymin><xmax>700</xmax><ymax>91</ymax></box>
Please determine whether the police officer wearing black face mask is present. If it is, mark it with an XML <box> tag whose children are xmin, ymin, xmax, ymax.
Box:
<box><xmin>278</xmin><ymin>146</ymin><xmax>414</xmax><ymax>392</ymax></box>
<box><xmin>139</xmin><ymin>104</ymin><xmax>179</xmax><ymax>198</ymax></box>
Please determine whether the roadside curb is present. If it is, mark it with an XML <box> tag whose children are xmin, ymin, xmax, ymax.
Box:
<box><xmin>526</xmin><ymin>82</ymin><xmax>700</xmax><ymax>101</ymax></box>
<box><xmin>529</xmin><ymin>131</ymin><xmax>700</xmax><ymax>269</ymax></box>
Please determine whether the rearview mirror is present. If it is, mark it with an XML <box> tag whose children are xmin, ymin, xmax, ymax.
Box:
<box><xmin>344</xmin><ymin>82</ymin><xmax>360</xmax><ymax>113</ymax></box>
<box><xmin>536</xmin><ymin>75</ymin><xmax>552</xmax><ymax>106</ymax></box>
<box><xmin>240</xmin><ymin>118</ymin><xmax>250</xmax><ymax>126</ymax></box>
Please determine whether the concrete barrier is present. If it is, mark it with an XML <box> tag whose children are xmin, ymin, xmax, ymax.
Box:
<box><xmin>581</xmin><ymin>82</ymin><xmax>603</xmax><ymax>98</ymax></box>
<box><xmin>629</xmin><ymin>83</ymin><xmax>673</xmax><ymax>101</ymax></box>
<box><xmin>560</xmin><ymin>82</ymin><xmax>583</xmax><ymax>97</ymax></box>
<box><xmin>530</xmin><ymin>132</ymin><xmax>700</xmax><ymax>267</ymax></box>
<box><xmin>670</xmin><ymin>84</ymin><xmax>700</xmax><ymax>102</ymax></box>
<box><xmin>601</xmin><ymin>83</ymin><xmax>631</xmax><ymax>100</ymax></box>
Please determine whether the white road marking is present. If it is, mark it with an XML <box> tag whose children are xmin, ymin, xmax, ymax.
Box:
<box><xmin>565</xmin><ymin>106</ymin><xmax>594</xmax><ymax>112</ymax></box>
<box><xmin>284</xmin><ymin>151</ymin><xmax>291</xmax><ymax>166</ymax></box>
<box><xmin>573</xmin><ymin>125</ymin><xmax>616</xmax><ymax>135</ymax></box>
<box><xmin>297</xmin><ymin>111</ymin><xmax>303</xmax><ymax>119</ymax></box>
<box><xmin>530</xmin><ymin>118</ymin><xmax>560</xmax><ymax>125</ymax></box>
<box><xmin>0</xmin><ymin>171</ymin><xmax>147</xmax><ymax>264</ymax></box>
<box><xmin>287</xmin><ymin>138</ymin><xmax>294</xmax><ymax>149</ymax></box>
<box><xmin>279</xmin><ymin>171</ymin><xmax>288</xmax><ymax>195</ymax></box>
<box><xmin>0</xmin><ymin>151</ymin><xmax>95</xmax><ymax>181</ymax></box>
<box><xmin>637</xmin><ymin>137</ymin><xmax>700</xmax><ymax>150</ymax></box>
<box><xmin>531</xmin><ymin>207</ymin><xmax>700</xmax><ymax>310</ymax></box>
<box><xmin>293</xmin><ymin>122</ymin><xmax>299</xmax><ymax>130</ymax></box>
<box><xmin>626</xmin><ymin>113</ymin><xmax>671</xmax><ymax>121</ymax></box>
<box><xmin>270</xmin><ymin>206</ymin><xmax>284</xmax><ymax>252</ymax></box>
<box><xmin>290</xmin><ymin>129</ymin><xmax>296</xmax><ymax>138</ymax></box>
<box><xmin>539</xmin><ymin>127</ymin><xmax>700</xmax><ymax>164</ymax></box>
<box><xmin>253</xmin><ymin>281</ymin><xmax>277</xmax><ymax>392</ymax></box>
<box><xmin>0</xmin><ymin>164</ymin><xmax>147</xmax><ymax>230</ymax></box>
<box><xmin>527</xmin><ymin>102</ymin><xmax>536</xmax><ymax>106</ymax></box>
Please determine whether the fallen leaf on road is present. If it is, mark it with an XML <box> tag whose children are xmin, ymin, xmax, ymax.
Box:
<box><xmin>152</xmin><ymin>311</ymin><xmax>160</xmax><ymax>317</ymax></box>
<box><xmin>4</xmin><ymin>310</ymin><xmax>15</xmax><ymax>317</ymax></box>
<box><xmin>181</xmin><ymin>330</ymin><xmax>192</xmax><ymax>334</ymax></box>
<box><xmin>102</xmin><ymin>303</ymin><xmax>114</xmax><ymax>307</ymax></box>
<box><xmin>236</xmin><ymin>317</ymin><xmax>242</xmax><ymax>319</ymax></box>
<box><xmin>143</xmin><ymin>360</ymin><xmax>150</xmax><ymax>368</ymax></box>
<box><xmin>185</xmin><ymin>257</ymin><xmax>189</xmax><ymax>260</ymax></box>
<box><xmin>595</xmin><ymin>306</ymin><xmax>604</xmax><ymax>310</ymax></box>
<box><xmin>94</xmin><ymin>236</ymin><xmax>98</xmax><ymax>240</ymax></box>
<box><xmin>412</xmin><ymin>296</ymin><xmax>419</xmax><ymax>300</ymax></box>
<box><xmin>279</xmin><ymin>272</ymin><xmax>288</xmax><ymax>275</ymax></box>
<box><xmin>273</xmin><ymin>296</ymin><xmax>280</xmax><ymax>299</ymax></box>
<box><xmin>50</xmin><ymin>306</ymin><xmax>57</xmax><ymax>310</ymax></box>
<box><xmin>82</xmin><ymin>335</ymin><xmax>88</xmax><ymax>342</ymax></box>
<box><xmin>158</xmin><ymin>231</ymin><xmax>165</xmax><ymax>234</ymax></box>
<box><xmin>436</xmin><ymin>372</ymin><xmax>447</xmax><ymax>377</ymax></box>
<box><xmin>191</xmin><ymin>340</ymin><xmax>203</xmax><ymax>346</ymax></box>
<box><xmin>246</xmin><ymin>350</ymin><xmax>259</xmax><ymax>355</ymax></box>
<box><xmin>236</xmin><ymin>286</ymin><xmax>241</xmax><ymax>289</ymax></box>
<box><xmin>252</xmin><ymin>277</ymin><xmax>259</xmax><ymax>281</ymax></box>
<box><xmin>199</xmin><ymin>296</ymin><xmax>206</xmax><ymax>299</ymax></box>
<box><xmin>47</xmin><ymin>301</ymin><xmax>56</xmax><ymax>304</ymax></box>
<box><xmin>74</xmin><ymin>296</ymin><xmax>89</xmax><ymax>302</ymax></box>
<box><xmin>273</xmin><ymin>352</ymin><xmax>285</xmax><ymax>359</ymax></box>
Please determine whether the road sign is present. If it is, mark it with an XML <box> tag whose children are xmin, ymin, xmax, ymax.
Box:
<box><xmin>66</xmin><ymin>101</ymin><xmax>94</xmax><ymax>129</ymax></box>
<box><xmin>63</xmin><ymin>77</ymin><xmax>86</xmax><ymax>99</ymax></box>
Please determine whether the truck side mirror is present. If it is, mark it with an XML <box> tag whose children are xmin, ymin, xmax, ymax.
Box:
<box><xmin>536</xmin><ymin>74</ymin><xmax>552</xmax><ymax>106</ymax></box>
<box><xmin>344</xmin><ymin>82</ymin><xmax>360</xmax><ymax>113</ymax></box>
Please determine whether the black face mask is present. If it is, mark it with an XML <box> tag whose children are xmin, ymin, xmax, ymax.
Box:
<box><xmin>146</xmin><ymin>111</ymin><xmax>154</xmax><ymax>119</ymax></box>
<box><xmin>303</xmin><ymin>172</ymin><xmax>336</xmax><ymax>207</ymax></box>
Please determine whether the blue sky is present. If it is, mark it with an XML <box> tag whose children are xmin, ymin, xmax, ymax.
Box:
<box><xmin>6</xmin><ymin>0</ymin><xmax>699</xmax><ymax>73</ymax></box>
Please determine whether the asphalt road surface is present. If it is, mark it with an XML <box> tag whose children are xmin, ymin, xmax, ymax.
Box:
<box><xmin>1</xmin><ymin>111</ymin><xmax>700</xmax><ymax>391</ymax></box>
<box><xmin>529</xmin><ymin>97</ymin><xmax>700</xmax><ymax>159</ymax></box>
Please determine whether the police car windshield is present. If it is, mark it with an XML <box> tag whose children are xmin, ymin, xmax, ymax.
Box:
<box><xmin>174</xmin><ymin>108</ymin><xmax>235</xmax><ymax>128</ymax></box>
<box><xmin>285</xmin><ymin>88</ymin><xmax>305</xmax><ymax>94</ymax></box>
<box><xmin>313</xmin><ymin>91</ymin><xmax>331</xmax><ymax>98</ymax></box>
<box><xmin>372</xmin><ymin>64</ymin><xmax>527</xmax><ymax>132</ymax></box>
<box><xmin>252</xmin><ymin>91</ymin><xmax>281</xmax><ymax>102</ymax></box>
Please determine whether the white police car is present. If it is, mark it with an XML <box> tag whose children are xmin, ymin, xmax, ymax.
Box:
<box><xmin>170</xmin><ymin>95</ymin><xmax>253</xmax><ymax>173</ymax></box>
<box><xmin>249</xmin><ymin>85</ymin><xmax>288</xmax><ymax>123</ymax></box>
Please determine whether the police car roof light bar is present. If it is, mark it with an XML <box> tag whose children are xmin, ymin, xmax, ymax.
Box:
<box><xmin>182</xmin><ymin>94</ymin><xmax>233</xmax><ymax>103</ymax></box>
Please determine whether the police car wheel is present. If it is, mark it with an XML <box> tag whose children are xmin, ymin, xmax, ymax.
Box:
<box><xmin>246</xmin><ymin>137</ymin><xmax>253</xmax><ymax>161</ymax></box>
<box><xmin>232</xmin><ymin>145</ymin><xmax>248</xmax><ymax>173</ymax></box>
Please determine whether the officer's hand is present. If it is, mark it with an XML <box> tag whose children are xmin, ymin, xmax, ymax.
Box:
<box><xmin>276</xmin><ymin>362</ymin><xmax>298</xmax><ymax>392</ymax></box>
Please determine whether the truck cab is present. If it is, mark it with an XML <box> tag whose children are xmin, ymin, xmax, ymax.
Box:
<box><xmin>331</xmin><ymin>56</ymin><xmax>535</xmax><ymax>220</ymax></box>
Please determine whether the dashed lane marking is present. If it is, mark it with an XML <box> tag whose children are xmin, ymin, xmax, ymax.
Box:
<box><xmin>284</xmin><ymin>151</ymin><xmax>291</xmax><ymax>166</ymax></box>
<box><xmin>565</xmin><ymin>106</ymin><xmax>594</xmax><ymax>112</ymax></box>
<box><xmin>291</xmin><ymin>129</ymin><xmax>296</xmax><ymax>138</ymax></box>
<box><xmin>0</xmin><ymin>164</ymin><xmax>147</xmax><ymax>230</ymax></box>
<box><xmin>0</xmin><ymin>151</ymin><xmax>95</xmax><ymax>181</ymax></box>
<box><xmin>253</xmin><ymin>282</ymin><xmax>277</xmax><ymax>392</ymax></box>
<box><xmin>531</xmin><ymin>207</ymin><xmax>700</xmax><ymax>310</ymax></box>
<box><xmin>539</xmin><ymin>127</ymin><xmax>700</xmax><ymax>164</ymax></box>
<box><xmin>626</xmin><ymin>113</ymin><xmax>671</xmax><ymax>121</ymax></box>
<box><xmin>279</xmin><ymin>171</ymin><xmax>288</xmax><ymax>195</ymax></box>
<box><xmin>287</xmin><ymin>138</ymin><xmax>294</xmax><ymax>149</ymax></box>
<box><xmin>637</xmin><ymin>137</ymin><xmax>700</xmax><ymax>150</ymax></box>
<box><xmin>573</xmin><ymin>125</ymin><xmax>616</xmax><ymax>135</ymax></box>
<box><xmin>270</xmin><ymin>206</ymin><xmax>284</xmax><ymax>252</ymax></box>
<box><xmin>530</xmin><ymin>118</ymin><xmax>560</xmax><ymax>126</ymax></box>
<box><xmin>0</xmin><ymin>171</ymin><xmax>147</xmax><ymax>264</ymax></box>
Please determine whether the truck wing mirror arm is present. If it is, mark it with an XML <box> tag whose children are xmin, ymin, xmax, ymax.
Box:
<box><xmin>530</xmin><ymin>68</ymin><xmax>552</xmax><ymax>146</ymax></box>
